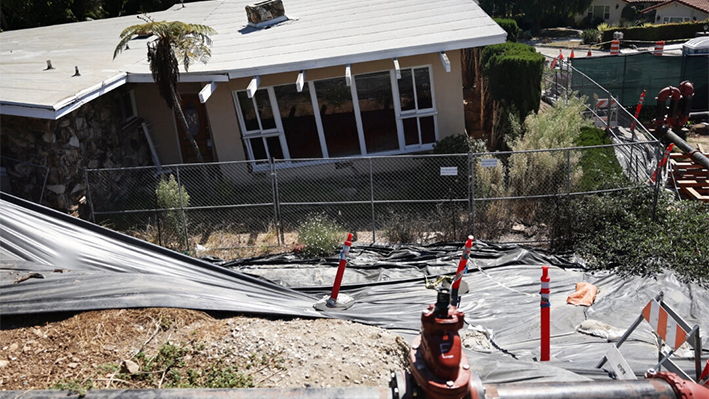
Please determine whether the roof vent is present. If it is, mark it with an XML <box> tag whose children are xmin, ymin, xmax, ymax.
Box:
<box><xmin>246</xmin><ymin>0</ymin><xmax>287</xmax><ymax>28</ymax></box>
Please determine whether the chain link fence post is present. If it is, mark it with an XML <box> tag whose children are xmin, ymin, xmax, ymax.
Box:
<box><xmin>469</xmin><ymin>152</ymin><xmax>476</xmax><ymax>239</ymax></box>
<box><xmin>270</xmin><ymin>159</ymin><xmax>284</xmax><ymax>246</ymax></box>
<box><xmin>84</xmin><ymin>168</ymin><xmax>96</xmax><ymax>224</ymax></box>
<box><xmin>175</xmin><ymin>165</ymin><xmax>190</xmax><ymax>253</ymax></box>
<box><xmin>369</xmin><ymin>157</ymin><xmax>376</xmax><ymax>243</ymax></box>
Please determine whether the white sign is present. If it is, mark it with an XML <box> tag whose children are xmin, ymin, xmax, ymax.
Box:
<box><xmin>440</xmin><ymin>167</ymin><xmax>458</xmax><ymax>176</ymax></box>
<box><xmin>605</xmin><ymin>345</ymin><xmax>637</xmax><ymax>380</ymax></box>
<box><xmin>481</xmin><ymin>158</ymin><xmax>498</xmax><ymax>168</ymax></box>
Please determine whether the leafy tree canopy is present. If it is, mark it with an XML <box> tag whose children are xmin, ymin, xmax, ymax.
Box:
<box><xmin>479</xmin><ymin>0</ymin><xmax>593</xmax><ymax>33</ymax></box>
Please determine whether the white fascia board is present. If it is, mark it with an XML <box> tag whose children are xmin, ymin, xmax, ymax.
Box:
<box><xmin>199</xmin><ymin>81</ymin><xmax>219</xmax><ymax>103</ymax></box>
<box><xmin>126</xmin><ymin>73</ymin><xmax>230</xmax><ymax>83</ymax></box>
<box><xmin>225</xmin><ymin>34</ymin><xmax>507</xmax><ymax>80</ymax></box>
<box><xmin>0</xmin><ymin>73</ymin><xmax>128</xmax><ymax>120</ymax></box>
<box><xmin>393</xmin><ymin>58</ymin><xmax>401</xmax><ymax>79</ymax></box>
<box><xmin>345</xmin><ymin>64</ymin><xmax>352</xmax><ymax>86</ymax></box>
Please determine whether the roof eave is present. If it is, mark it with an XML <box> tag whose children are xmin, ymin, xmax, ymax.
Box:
<box><xmin>0</xmin><ymin>73</ymin><xmax>128</xmax><ymax>120</ymax></box>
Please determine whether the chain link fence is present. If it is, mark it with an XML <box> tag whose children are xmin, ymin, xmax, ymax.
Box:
<box><xmin>0</xmin><ymin>157</ymin><xmax>49</xmax><ymax>204</ymax></box>
<box><xmin>86</xmin><ymin>140</ymin><xmax>661</xmax><ymax>256</ymax></box>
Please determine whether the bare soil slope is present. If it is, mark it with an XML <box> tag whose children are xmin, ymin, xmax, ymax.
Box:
<box><xmin>0</xmin><ymin>308</ymin><xmax>408</xmax><ymax>394</ymax></box>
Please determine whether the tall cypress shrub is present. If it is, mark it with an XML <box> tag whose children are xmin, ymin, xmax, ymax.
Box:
<box><xmin>482</xmin><ymin>42</ymin><xmax>545</xmax><ymax>121</ymax></box>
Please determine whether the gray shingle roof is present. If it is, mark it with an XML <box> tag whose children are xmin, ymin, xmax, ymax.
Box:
<box><xmin>0</xmin><ymin>0</ymin><xmax>505</xmax><ymax>119</ymax></box>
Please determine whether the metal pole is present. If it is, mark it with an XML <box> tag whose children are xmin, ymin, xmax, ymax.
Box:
<box><xmin>652</xmin><ymin>145</ymin><xmax>661</xmax><ymax>222</ymax></box>
<box><xmin>175</xmin><ymin>166</ymin><xmax>190</xmax><ymax>254</ymax></box>
<box><xmin>369</xmin><ymin>158</ymin><xmax>376</xmax><ymax>243</ymax></box>
<box><xmin>39</xmin><ymin>163</ymin><xmax>49</xmax><ymax>205</ymax></box>
<box><xmin>470</xmin><ymin>153</ymin><xmax>476</xmax><ymax>239</ymax></box>
<box><xmin>84</xmin><ymin>168</ymin><xmax>96</xmax><ymax>224</ymax></box>
<box><xmin>567</xmin><ymin>149</ymin><xmax>572</xmax><ymax>193</ymax></box>
<box><xmin>270</xmin><ymin>159</ymin><xmax>284</xmax><ymax>246</ymax></box>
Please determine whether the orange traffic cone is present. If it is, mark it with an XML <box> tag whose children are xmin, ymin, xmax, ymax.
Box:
<box><xmin>570</xmin><ymin>48</ymin><xmax>575</xmax><ymax>58</ymax></box>
<box><xmin>587</xmin><ymin>47</ymin><xmax>592</xmax><ymax>57</ymax></box>
<box><xmin>558</xmin><ymin>49</ymin><xmax>564</xmax><ymax>60</ymax></box>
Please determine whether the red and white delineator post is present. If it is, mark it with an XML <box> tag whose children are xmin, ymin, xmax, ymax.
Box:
<box><xmin>313</xmin><ymin>233</ymin><xmax>355</xmax><ymax>311</ymax></box>
<box><xmin>450</xmin><ymin>236</ymin><xmax>473</xmax><ymax>307</ymax></box>
<box><xmin>540</xmin><ymin>265</ymin><xmax>551</xmax><ymax>362</ymax></box>
<box><xmin>650</xmin><ymin>143</ymin><xmax>674</xmax><ymax>184</ymax></box>
<box><xmin>630</xmin><ymin>89</ymin><xmax>646</xmax><ymax>133</ymax></box>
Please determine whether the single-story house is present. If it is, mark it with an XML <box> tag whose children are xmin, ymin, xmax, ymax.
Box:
<box><xmin>576</xmin><ymin>0</ymin><xmax>665</xmax><ymax>26</ymax></box>
<box><xmin>0</xmin><ymin>0</ymin><xmax>505</xmax><ymax>211</ymax></box>
<box><xmin>641</xmin><ymin>0</ymin><xmax>709</xmax><ymax>23</ymax></box>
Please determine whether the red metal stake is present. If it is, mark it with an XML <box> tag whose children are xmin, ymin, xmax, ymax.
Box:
<box><xmin>451</xmin><ymin>236</ymin><xmax>473</xmax><ymax>307</ymax></box>
<box><xmin>541</xmin><ymin>265</ymin><xmax>550</xmax><ymax>362</ymax></box>
<box><xmin>327</xmin><ymin>233</ymin><xmax>353</xmax><ymax>307</ymax></box>
<box><xmin>630</xmin><ymin>89</ymin><xmax>646</xmax><ymax>133</ymax></box>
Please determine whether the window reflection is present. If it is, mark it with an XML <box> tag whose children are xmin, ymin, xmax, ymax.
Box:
<box><xmin>356</xmin><ymin>71</ymin><xmax>398</xmax><ymax>153</ymax></box>
<box><xmin>274</xmin><ymin>84</ymin><xmax>322</xmax><ymax>158</ymax></box>
<box><xmin>314</xmin><ymin>77</ymin><xmax>360</xmax><ymax>157</ymax></box>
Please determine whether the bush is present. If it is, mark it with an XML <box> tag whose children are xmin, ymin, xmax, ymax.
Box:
<box><xmin>549</xmin><ymin>188</ymin><xmax>709</xmax><ymax>284</ymax></box>
<box><xmin>156</xmin><ymin>175</ymin><xmax>190</xmax><ymax>240</ymax></box>
<box><xmin>581</xmin><ymin>29</ymin><xmax>599</xmax><ymax>45</ymax></box>
<box><xmin>574</xmin><ymin>126</ymin><xmax>626</xmax><ymax>191</ymax></box>
<box><xmin>493</xmin><ymin>18</ymin><xmax>520</xmax><ymax>42</ymax></box>
<box><xmin>297</xmin><ymin>214</ymin><xmax>345</xmax><ymax>257</ymax></box>
<box><xmin>433</xmin><ymin>134</ymin><xmax>487</xmax><ymax>154</ymax></box>
<box><xmin>601</xmin><ymin>20</ymin><xmax>708</xmax><ymax>43</ymax></box>
<box><xmin>481</xmin><ymin>42</ymin><xmax>545</xmax><ymax>122</ymax></box>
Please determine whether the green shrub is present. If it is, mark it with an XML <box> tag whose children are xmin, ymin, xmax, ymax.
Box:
<box><xmin>156</xmin><ymin>174</ymin><xmax>190</xmax><ymax>238</ymax></box>
<box><xmin>433</xmin><ymin>134</ymin><xmax>487</xmax><ymax>154</ymax></box>
<box><xmin>481</xmin><ymin>42</ymin><xmax>545</xmax><ymax>122</ymax></box>
<box><xmin>494</xmin><ymin>18</ymin><xmax>520</xmax><ymax>42</ymax></box>
<box><xmin>601</xmin><ymin>20</ymin><xmax>708</xmax><ymax>43</ymax></box>
<box><xmin>581</xmin><ymin>29</ymin><xmax>599</xmax><ymax>44</ymax></box>
<box><xmin>549</xmin><ymin>188</ymin><xmax>709</xmax><ymax>284</ymax></box>
<box><xmin>297</xmin><ymin>214</ymin><xmax>345</xmax><ymax>257</ymax></box>
<box><xmin>574</xmin><ymin>126</ymin><xmax>626</xmax><ymax>191</ymax></box>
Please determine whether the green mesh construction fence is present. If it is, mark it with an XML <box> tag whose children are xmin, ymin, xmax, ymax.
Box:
<box><xmin>571</xmin><ymin>53</ymin><xmax>708</xmax><ymax>111</ymax></box>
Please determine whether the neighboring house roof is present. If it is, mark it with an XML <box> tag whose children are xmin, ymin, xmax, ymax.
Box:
<box><xmin>0</xmin><ymin>0</ymin><xmax>505</xmax><ymax>120</ymax></box>
<box><xmin>641</xmin><ymin>0</ymin><xmax>709</xmax><ymax>13</ymax></box>
<box><xmin>624</xmin><ymin>0</ymin><xmax>666</xmax><ymax>4</ymax></box>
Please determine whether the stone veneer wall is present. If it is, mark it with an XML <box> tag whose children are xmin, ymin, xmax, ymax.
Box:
<box><xmin>0</xmin><ymin>90</ymin><xmax>153</xmax><ymax>217</ymax></box>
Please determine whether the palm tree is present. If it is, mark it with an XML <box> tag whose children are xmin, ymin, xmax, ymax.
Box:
<box><xmin>114</xmin><ymin>15</ymin><xmax>216</xmax><ymax>163</ymax></box>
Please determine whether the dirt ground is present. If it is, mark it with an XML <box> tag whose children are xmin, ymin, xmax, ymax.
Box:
<box><xmin>0</xmin><ymin>308</ymin><xmax>409</xmax><ymax>394</ymax></box>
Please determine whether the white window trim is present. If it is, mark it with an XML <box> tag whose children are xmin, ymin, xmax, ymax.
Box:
<box><xmin>232</xmin><ymin>64</ymin><xmax>439</xmax><ymax>165</ymax></box>
<box><xmin>120</xmin><ymin>89</ymin><xmax>138</xmax><ymax>123</ymax></box>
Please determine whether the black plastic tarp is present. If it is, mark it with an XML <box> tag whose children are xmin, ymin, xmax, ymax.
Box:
<box><xmin>2</xmin><ymin>192</ymin><xmax>707</xmax><ymax>384</ymax></box>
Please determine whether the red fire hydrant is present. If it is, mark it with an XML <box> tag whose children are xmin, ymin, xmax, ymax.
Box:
<box><xmin>410</xmin><ymin>288</ymin><xmax>474</xmax><ymax>399</ymax></box>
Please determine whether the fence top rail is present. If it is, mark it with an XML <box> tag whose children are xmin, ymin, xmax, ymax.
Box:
<box><xmin>471</xmin><ymin>140</ymin><xmax>660</xmax><ymax>157</ymax></box>
<box><xmin>85</xmin><ymin>141</ymin><xmax>660</xmax><ymax>173</ymax></box>
<box><xmin>1</xmin><ymin>156</ymin><xmax>48</xmax><ymax>170</ymax></box>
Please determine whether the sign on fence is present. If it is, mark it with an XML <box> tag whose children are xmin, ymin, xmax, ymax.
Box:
<box><xmin>480</xmin><ymin>159</ymin><xmax>498</xmax><ymax>168</ymax></box>
<box><xmin>440</xmin><ymin>166</ymin><xmax>458</xmax><ymax>176</ymax></box>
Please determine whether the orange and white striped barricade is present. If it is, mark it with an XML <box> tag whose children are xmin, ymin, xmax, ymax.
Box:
<box><xmin>610</xmin><ymin>39</ymin><xmax>620</xmax><ymax>55</ymax></box>
<box><xmin>595</xmin><ymin>97</ymin><xmax>619</xmax><ymax>128</ymax></box>
<box><xmin>654</xmin><ymin>40</ymin><xmax>665</xmax><ymax>56</ymax></box>
<box><xmin>596</xmin><ymin>291</ymin><xmax>703</xmax><ymax>382</ymax></box>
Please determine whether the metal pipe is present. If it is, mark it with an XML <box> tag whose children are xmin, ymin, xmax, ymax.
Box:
<box><xmin>484</xmin><ymin>379</ymin><xmax>675</xmax><ymax>399</ymax></box>
<box><xmin>664</xmin><ymin>129</ymin><xmax>709</xmax><ymax>170</ymax></box>
<box><xmin>0</xmin><ymin>387</ymin><xmax>394</xmax><ymax>399</ymax></box>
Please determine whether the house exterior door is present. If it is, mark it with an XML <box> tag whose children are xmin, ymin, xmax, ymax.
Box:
<box><xmin>178</xmin><ymin>94</ymin><xmax>214</xmax><ymax>163</ymax></box>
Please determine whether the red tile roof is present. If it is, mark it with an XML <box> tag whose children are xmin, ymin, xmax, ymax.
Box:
<box><xmin>642</xmin><ymin>0</ymin><xmax>709</xmax><ymax>14</ymax></box>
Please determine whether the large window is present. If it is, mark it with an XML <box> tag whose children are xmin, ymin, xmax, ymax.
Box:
<box><xmin>314</xmin><ymin>77</ymin><xmax>361</xmax><ymax>157</ymax></box>
<box><xmin>588</xmin><ymin>5</ymin><xmax>610</xmax><ymax>20</ymax></box>
<box><xmin>356</xmin><ymin>71</ymin><xmax>398</xmax><ymax>153</ymax></box>
<box><xmin>274</xmin><ymin>84</ymin><xmax>322</xmax><ymax>158</ymax></box>
<box><xmin>233</xmin><ymin>65</ymin><xmax>439</xmax><ymax>162</ymax></box>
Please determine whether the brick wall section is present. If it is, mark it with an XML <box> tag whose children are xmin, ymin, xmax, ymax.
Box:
<box><xmin>0</xmin><ymin>91</ymin><xmax>153</xmax><ymax>216</ymax></box>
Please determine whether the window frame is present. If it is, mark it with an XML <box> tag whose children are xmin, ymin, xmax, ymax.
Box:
<box><xmin>232</xmin><ymin>87</ymin><xmax>290</xmax><ymax>161</ymax></box>
<box><xmin>232</xmin><ymin>64</ymin><xmax>439</xmax><ymax>164</ymax></box>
